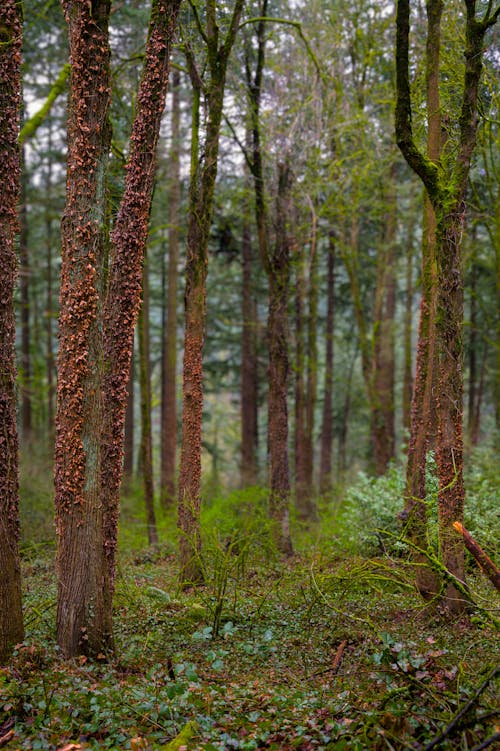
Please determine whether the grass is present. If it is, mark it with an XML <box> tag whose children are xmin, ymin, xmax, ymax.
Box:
<box><xmin>5</xmin><ymin>455</ymin><xmax>500</xmax><ymax>750</ymax></box>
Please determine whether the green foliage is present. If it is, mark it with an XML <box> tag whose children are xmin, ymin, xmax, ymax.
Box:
<box><xmin>4</xmin><ymin>546</ymin><xmax>499</xmax><ymax>750</ymax></box>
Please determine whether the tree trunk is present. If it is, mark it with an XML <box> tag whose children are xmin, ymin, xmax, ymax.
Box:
<box><xmin>372</xmin><ymin>167</ymin><xmax>397</xmax><ymax>473</ymax></box>
<box><xmin>0</xmin><ymin>0</ymin><xmax>24</xmax><ymax>664</ymax></box>
<box><xmin>396</xmin><ymin>0</ymin><xmax>496</xmax><ymax>613</ymax></box>
<box><xmin>319</xmin><ymin>235</ymin><xmax>335</xmax><ymax>493</ymax></box>
<box><xmin>161</xmin><ymin>67</ymin><xmax>181</xmax><ymax>508</ymax></box>
<box><xmin>19</xmin><ymin>146</ymin><xmax>32</xmax><ymax>440</ymax></box>
<box><xmin>268</xmin><ymin>162</ymin><xmax>293</xmax><ymax>555</ymax></box>
<box><xmin>402</xmin><ymin>221</ymin><xmax>414</xmax><ymax>435</ymax></box>
<box><xmin>56</xmin><ymin>0</ymin><xmax>181</xmax><ymax>657</ymax></box>
<box><xmin>240</xmin><ymin>198</ymin><xmax>259</xmax><ymax>486</ymax></box>
<box><xmin>294</xmin><ymin>239</ymin><xmax>308</xmax><ymax>512</ymax></box>
<box><xmin>178</xmin><ymin>0</ymin><xmax>246</xmax><ymax>584</ymax></box>
<box><xmin>55</xmin><ymin>0</ymin><xmax>112</xmax><ymax>658</ymax></box>
<box><xmin>123</xmin><ymin>356</ymin><xmax>135</xmax><ymax>482</ymax></box>
<box><xmin>45</xmin><ymin>124</ymin><xmax>55</xmax><ymax>437</ymax></box>
<box><xmin>138</xmin><ymin>255</ymin><xmax>158</xmax><ymax>545</ymax></box>
<box><xmin>101</xmin><ymin>0</ymin><xmax>181</xmax><ymax>622</ymax></box>
<box><xmin>304</xmin><ymin>205</ymin><xmax>319</xmax><ymax>513</ymax></box>
<box><xmin>401</xmin><ymin>0</ymin><xmax>442</xmax><ymax>602</ymax></box>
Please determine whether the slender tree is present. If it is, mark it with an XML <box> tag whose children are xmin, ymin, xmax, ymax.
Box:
<box><xmin>0</xmin><ymin>0</ymin><xmax>24</xmax><ymax>663</ymax></box>
<box><xmin>396</xmin><ymin>0</ymin><xmax>500</xmax><ymax>612</ymax></box>
<box><xmin>161</xmin><ymin>67</ymin><xmax>181</xmax><ymax>508</ymax></box>
<box><xmin>177</xmin><ymin>0</ymin><xmax>246</xmax><ymax>584</ymax></box>
<box><xmin>319</xmin><ymin>234</ymin><xmax>336</xmax><ymax>493</ymax></box>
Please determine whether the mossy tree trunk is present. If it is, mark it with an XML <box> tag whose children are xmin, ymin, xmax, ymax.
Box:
<box><xmin>267</xmin><ymin>162</ymin><xmax>294</xmax><ymax>555</ymax></box>
<box><xmin>402</xmin><ymin>0</ymin><xmax>442</xmax><ymax>601</ymax></box>
<box><xmin>178</xmin><ymin>0</ymin><xmax>246</xmax><ymax>585</ymax></box>
<box><xmin>0</xmin><ymin>0</ymin><xmax>24</xmax><ymax>665</ymax></box>
<box><xmin>396</xmin><ymin>0</ymin><xmax>500</xmax><ymax>613</ymax></box>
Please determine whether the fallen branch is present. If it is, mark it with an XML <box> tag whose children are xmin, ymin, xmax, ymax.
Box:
<box><xmin>453</xmin><ymin>522</ymin><xmax>500</xmax><ymax>592</ymax></box>
<box><xmin>421</xmin><ymin>666</ymin><xmax>499</xmax><ymax>751</ymax></box>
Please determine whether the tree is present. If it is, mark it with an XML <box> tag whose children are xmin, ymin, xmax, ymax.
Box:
<box><xmin>177</xmin><ymin>0</ymin><xmax>246</xmax><ymax>584</ymax></box>
<box><xmin>0</xmin><ymin>0</ymin><xmax>24</xmax><ymax>664</ymax></box>
<box><xmin>55</xmin><ymin>0</ymin><xmax>181</xmax><ymax>657</ymax></box>
<box><xmin>161</xmin><ymin>67</ymin><xmax>181</xmax><ymax>508</ymax></box>
<box><xmin>396</xmin><ymin>0</ymin><xmax>500</xmax><ymax>612</ymax></box>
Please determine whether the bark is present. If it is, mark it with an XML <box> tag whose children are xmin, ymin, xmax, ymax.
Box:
<box><xmin>294</xmin><ymin>240</ymin><xmax>308</xmax><ymax>510</ymax></box>
<box><xmin>56</xmin><ymin>0</ymin><xmax>181</xmax><ymax>657</ymax></box>
<box><xmin>55</xmin><ymin>0</ymin><xmax>113</xmax><ymax>657</ymax></box>
<box><xmin>267</xmin><ymin>162</ymin><xmax>293</xmax><ymax>555</ymax></box>
<box><xmin>240</xmin><ymin>197</ymin><xmax>259</xmax><ymax>486</ymax></box>
<box><xmin>45</xmin><ymin>125</ymin><xmax>56</xmax><ymax>436</ymax></box>
<box><xmin>0</xmin><ymin>0</ymin><xmax>24</xmax><ymax>664</ymax></box>
<box><xmin>304</xmin><ymin>205</ymin><xmax>319</xmax><ymax>512</ymax></box>
<box><xmin>138</xmin><ymin>256</ymin><xmax>158</xmax><ymax>545</ymax></box>
<box><xmin>123</xmin><ymin>357</ymin><xmax>135</xmax><ymax>482</ymax></box>
<box><xmin>453</xmin><ymin>522</ymin><xmax>500</xmax><ymax>593</ymax></box>
<box><xmin>372</xmin><ymin>168</ymin><xmax>397</xmax><ymax>474</ymax></box>
<box><xmin>402</xmin><ymin>221</ymin><xmax>414</xmax><ymax>435</ymax></box>
<box><xmin>396</xmin><ymin>0</ymin><xmax>498</xmax><ymax>613</ymax></box>
<box><xmin>178</xmin><ymin>0</ymin><xmax>246</xmax><ymax>584</ymax></box>
<box><xmin>161</xmin><ymin>67</ymin><xmax>181</xmax><ymax>508</ymax></box>
<box><xmin>401</xmin><ymin>0</ymin><xmax>442</xmax><ymax>602</ymax></box>
<box><xmin>19</xmin><ymin>147</ymin><xmax>32</xmax><ymax>440</ymax></box>
<box><xmin>319</xmin><ymin>235</ymin><xmax>335</xmax><ymax>493</ymax></box>
<box><xmin>101</xmin><ymin>0</ymin><xmax>181</xmax><ymax>611</ymax></box>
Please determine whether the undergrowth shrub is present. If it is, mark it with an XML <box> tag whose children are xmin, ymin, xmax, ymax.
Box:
<box><xmin>334</xmin><ymin>451</ymin><xmax>499</xmax><ymax>560</ymax></box>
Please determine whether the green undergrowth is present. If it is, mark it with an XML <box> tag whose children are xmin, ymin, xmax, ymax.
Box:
<box><xmin>8</xmin><ymin>447</ymin><xmax>499</xmax><ymax>749</ymax></box>
<box><xmin>3</xmin><ymin>543</ymin><xmax>499</xmax><ymax>750</ymax></box>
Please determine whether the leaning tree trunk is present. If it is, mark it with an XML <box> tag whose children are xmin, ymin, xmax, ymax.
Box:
<box><xmin>55</xmin><ymin>0</ymin><xmax>112</xmax><ymax>657</ymax></box>
<box><xmin>100</xmin><ymin>0</ymin><xmax>181</xmax><ymax>624</ymax></box>
<box><xmin>0</xmin><ymin>0</ymin><xmax>24</xmax><ymax>664</ymax></box>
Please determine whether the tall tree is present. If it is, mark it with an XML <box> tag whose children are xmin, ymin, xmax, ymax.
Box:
<box><xmin>319</xmin><ymin>235</ymin><xmax>336</xmax><ymax>493</ymax></box>
<box><xmin>161</xmin><ymin>67</ymin><xmax>181</xmax><ymax>508</ymax></box>
<box><xmin>0</xmin><ymin>0</ymin><xmax>24</xmax><ymax>663</ymax></box>
<box><xmin>396</xmin><ymin>0</ymin><xmax>500</xmax><ymax>612</ymax></box>
<box><xmin>55</xmin><ymin>0</ymin><xmax>181</xmax><ymax>657</ymax></box>
<box><xmin>177</xmin><ymin>0</ymin><xmax>246</xmax><ymax>584</ymax></box>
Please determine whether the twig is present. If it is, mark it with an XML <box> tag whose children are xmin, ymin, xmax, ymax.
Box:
<box><xmin>421</xmin><ymin>666</ymin><xmax>499</xmax><ymax>751</ymax></box>
<box><xmin>470</xmin><ymin>732</ymin><xmax>500</xmax><ymax>751</ymax></box>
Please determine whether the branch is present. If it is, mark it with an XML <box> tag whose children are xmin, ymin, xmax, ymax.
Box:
<box><xmin>239</xmin><ymin>16</ymin><xmax>322</xmax><ymax>79</ymax></box>
<box><xmin>395</xmin><ymin>0</ymin><xmax>440</xmax><ymax>202</ymax></box>
<box><xmin>18</xmin><ymin>63</ymin><xmax>70</xmax><ymax>144</ymax></box>
<box><xmin>187</xmin><ymin>0</ymin><xmax>208</xmax><ymax>44</ymax></box>
<box><xmin>223</xmin><ymin>113</ymin><xmax>253</xmax><ymax>171</ymax></box>
<box><xmin>453</xmin><ymin>522</ymin><xmax>500</xmax><ymax>592</ymax></box>
<box><xmin>422</xmin><ymin>667</ymin><xmax>499</xmax><ymax>751</ymax></box>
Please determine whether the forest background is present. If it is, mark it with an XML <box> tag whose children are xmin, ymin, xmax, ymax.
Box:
<box><xmin>0</xmin><ymin>0</ymin><xmax>500</xmax><ymax>749</ymax></box>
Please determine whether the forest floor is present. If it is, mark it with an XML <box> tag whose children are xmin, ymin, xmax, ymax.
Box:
<box><xmin>1</xmin><ymin>510</ymin><xmax>499</xmax><ymax>751</ymax></box>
